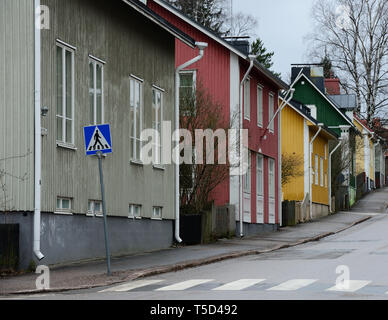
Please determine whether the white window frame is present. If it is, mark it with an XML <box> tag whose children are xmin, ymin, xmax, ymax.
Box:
<box><xmin>130</xmin><ymin>76</ymin><xmax>144</xmax><ymax>162</ymax></box>
<box><xmin>152</xmin><ymin>86</ymin><xmax>164</xmax><ymax>165</ymax></box>
<box><xmin>257</xmin><ymin>154</ymin><xmax>264</xmax><ymax>196</ymax></box>
<box><xmin>269</xmin><ymin>158</ymin><xmax>275</xmax><ymax>199</ymax></box>
<box><xmin>152</xmin><ymin>207</ymin><xmax>163</xmax><ymax>220</ymax></box>
<box><xmin>320</xmin><ymin>157</ymin><xmax>324</xmax><ymax>187</ymax></box>
<box><xmin>315</xmin><ymin>154</ymin><xmax>319</xmax><ymax>185</ymax></box>
<box><xmin>56</xmin><ymin>197</ymin><xmax>73</xmax><ymax>215</ymax></box>
<box><xmin>257</xmin><ymin>85</ymin><xmax>263</xmax><ymax>127</ymax></box>
<box><xmin>179</xmin><ymin>70</ymin><xmax>197</xmax><ymax>115</ymax></box>
<box><xmin>129</xmin><ymin>204</ymin><xmax>142</xmax><ymax>219</ymax></box>
<box><xmin>244</xmin><ymin>78</ymin><xmax>251</xmax><ymax>120</ymax></box>
<box><xmin>87</xmin><ymin>200</ymin><xmax>103</xmax><ymax>217</ymax></box>
<box><xmin>325</xmin><ymin>173</ymin><xmax>328</xmax><ymax>189</ymax></box>
<box><xmin>89</xmin><ymin>56</ymin><xmax>104</xmax><ymax>125</ymax></box>
<box><xmin>56</xmin><ymin>42</ymin><xmax>75</xmax><ymax>147</ymax></box>
<box><xmin>307</xmin><ymin>105</ymin><xmax>317</xmax><ymax>120</ymax></box>
<box><xmin>268</xmin><ymin>92</ymin><xmax>275</xmax><ymax>133</ymax></box>
<box><xmin>243</xmin><ymin>151</ymin><xmax>251</xmax><ymax>193</ymax></box>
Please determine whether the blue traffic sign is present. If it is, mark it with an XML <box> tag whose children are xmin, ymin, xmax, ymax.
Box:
<box><xmin>84</xmin><ymin>124</ymin><xmax>112</xmax><ymax>156</ymax></box>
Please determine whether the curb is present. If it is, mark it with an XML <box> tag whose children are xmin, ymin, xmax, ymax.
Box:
<box><xmin>2</xmin><ymin>215</ymin><xmax>372</xmax><ymax>296</ymax></box>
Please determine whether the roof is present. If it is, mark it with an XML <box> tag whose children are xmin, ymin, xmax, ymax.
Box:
<box><xmin>122</xmin><ymin>0</ymin><xmax>195</xmax><ymax>48</ymax></box>
<box><xmin>280</xmin><ymin>96</ymin><xmax>339</xmax><ymax>140</ymax></box>
<box><xmin>295</xmin><ymin>73</ymin><xmax>354</xmax><ymax>127</ymax></box>
<box><xmin>329</xmin><ymin>95</ymin><xmax>357</xmax><ymax>111</ymax></box>
<box><xmin>152</xmin><ymin>0</ymin><xmax>288</xmax><ymax>90</ymax></box>
<box><xmin>353</xmin><ymin>113</ymin><xmax>374</xmax><ymax>135</ymax></box>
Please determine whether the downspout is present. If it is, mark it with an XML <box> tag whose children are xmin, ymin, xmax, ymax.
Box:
<box><xmin>174</xmin><ymin>42</ymin><xmax>208</xmax><ymax>243</ymax></box>
<box><xmin>239</xmin><ymin>55</ymin><xmax>257</xmax><ymax>238</ymax></box>
<box><xmin>309</xmin><ymin>124</ymin><xmax>323</xmax><ymax>220</ymax></box>
<box><xmin>329</xmin><ymin>138</ymin><xmax>342</xmax><ymax>213</ymax></box>
<box><xmin>373</xmin><ymin>138</ymin><xmax>379</xmax><ymax>189</ymax></box>
<box><xmin>34</xmin><ymin>0</ymin><xmax>44</xmax><ymax>261</ymax></box>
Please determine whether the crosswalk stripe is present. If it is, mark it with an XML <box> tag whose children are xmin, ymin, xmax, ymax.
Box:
<box><xmin>99</xmin><ymin>280</ymin><xmax>164</xmax><ymax>293</ymax></box>
<box><xmin>326</xmin><ymin>280</ymin><xmax>371</xmax><ymax>292</ymax></box>
<box><xmin>213</xmin><ymin>279</ymin><xmax>266</xmax><ymax>291</ymax></box>
<box><xmin>156</xmin><ymin>279</ymin><xmax>213</xmax><ymax>291</ymax></box>
<box><xmin>267</xmin><ymin>279</ymin><xmax>318</xmax><ymax>291</ymax></box>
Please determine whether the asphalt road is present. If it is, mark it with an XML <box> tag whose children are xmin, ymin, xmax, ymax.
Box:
<box><xmin>9</xmin><ymin>210</ymin><xmax>388</xmax><ymax>301</ymax></box>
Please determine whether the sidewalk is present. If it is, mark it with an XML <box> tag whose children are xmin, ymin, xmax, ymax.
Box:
<box><xmin>0</xmin><ymin>211</ymin><xmax>372</xmax><ymax>296</ymax></box>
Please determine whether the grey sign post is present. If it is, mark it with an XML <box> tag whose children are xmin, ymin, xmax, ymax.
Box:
<box><xmin>84</xmin><ymin>124</ymin><xmax>113</xmax><ymax>276</ymax></box>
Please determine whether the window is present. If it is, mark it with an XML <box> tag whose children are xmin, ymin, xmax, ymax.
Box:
<box><xmin>257</xmin><ymin>154</ymin><xmax>264</xmax><ymax>196</ymax></box>
<box><xmin>325</xmin><ymin>144</ymin><xmax>328</xmax><ymax>160</ymax></box>
<box><xmin>243</xmin><ymin>151</ymin><xmax>251</xmax><ymax>193</ymax></box>
<box><xmin>257</xmin><ymin>85</ymin><xmax>263</xmax><ymax>127</ymax></box>
<box><xmin>307</xmin><ymin>105</ymin><xmax>317</xmax><ymax>119</ymax></box>
<box><xmin>130</xmin><ymin>76</ymin><xmax>143</xmax><ymax>161</ymax></box>
<box><xmin>325</xmin><ymin>173</ymin><xmax>328</xmax><ymax>189</ymax></box>
<box><xmin>56</xmin><ymin>44</ymin><xmax>75</xmax><ymax>145</ymax></box>
<box><xmin>152</xmin><ymin>207</ymin><xmax>163</xmax><ymax>219</ymax></box>
<box><xmin>56</xmin><ymin>197</ymin><xmax>72</xmax><ymax>214</ymax></box>
<box><xmin>89</xmin><ymin>58</ymin><xmax>104</xmax><ymax>125</ymax></box>
<box><xmin>320</xmin><ymin>157</ymin><xmax>324</xmax><ymax>187</ymax></box>
<box><xmin>269</xmin><ymin>158</ymin><xmax>275</xmax><ymax>199</ymax></box>
<box><xmin>88</xmin><ymin>200</ymin><xmax>103</xmax><ymax>217</ymax></box>
<box><xmin>129</xmin><ymin>204</ymin><xmax>142</xmax><ymax>218</ymax></box>
<box><xmin>179</xmin><ymin>71</ymin><xmax>196</xmax><ymax>114</ymax></box>
<box><xmin>268</xmin><ymin>93</ymin><xmax>274</xmax><ymax>133</ymax></box>
<box><xmin>244</xmin><ymin>79</ymin><xmax>250</xmax><ymax>120</ymax></box>
<box><xmin>152</xmin><ymin>87</ymin><xmax>163</xmax><ymax>165</ymax></box>
<box><xmin>315</xmin><ymin>154</ymin><xmax>319</xmax><ymax>185</ymax></box>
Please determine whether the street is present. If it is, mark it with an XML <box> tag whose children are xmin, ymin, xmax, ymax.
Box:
<box><xmin>8</xmin><ymin>203</ymin><xmax>388</xmax><ymax>300</ymax></box>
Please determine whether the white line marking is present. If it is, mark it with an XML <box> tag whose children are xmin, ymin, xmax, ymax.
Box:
<box><xmin>156</xmin><ymin>280</ymin><xmax>213</xmax><ymax>291</ymax></box>
<box><xmin>213</xmin><ymin>279</ymin><xmax>266</xmax><ymax>291</ymax></box>
<box><xmin>267</xmin><ymin>279</ymin><xmax>318</xmax><ymax>291</ymax></box>
<box><xmin>99</xmin><ymin>280</ymin><xmax>164</xmax><ymax>292</ymax></box>
<box><xmin>326</xmin><ymin>280</ymin><xmax>371</xmax><ymax>292</ymax></box>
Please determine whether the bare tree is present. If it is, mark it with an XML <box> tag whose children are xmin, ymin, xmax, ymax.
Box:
<box><xmin>281</xmin><ymin>153</ymin><xmax>304</xmax><ymax>186</ymax></box>
<box><xmin>224</xmin><ymin>11</ymin><xmax>258</xmax><ymax>38</ymax></box>
<box><xmin>308</xmin><ymin>0</ymin><xmax>388</xmax><ymax>127</ymax></box>
<box><xmin>179</xmin><ymin>82</ymin><xmax>237</xmax><ymax>213</ymax></box>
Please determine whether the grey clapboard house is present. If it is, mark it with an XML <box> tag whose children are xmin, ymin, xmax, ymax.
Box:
<box><xmin>0</xmin><ymin>0</ymin><xmax>195</xmax><ymax>269</ymax></box>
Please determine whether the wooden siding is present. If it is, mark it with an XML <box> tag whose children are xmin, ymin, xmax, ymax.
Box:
<box><xmin>40</xmin><ymin>0</ymin><xmax>176</xmax><ymax>219</ymax></box>
<box><xmin>0</xmin><ymin>0</ymin><xmax>35</xmax><ymax>212</ymax></box>
<box><xmin>281</xmin><ymin>105</ymin><xmax>305</xmax><ymax>201</ymax></box>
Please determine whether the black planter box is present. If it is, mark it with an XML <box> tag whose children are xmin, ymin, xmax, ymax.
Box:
<box><xmin>0</xmin><ymin>224</ymin><xmax>19</xmax><ymax>272</ymax></box>
<box><xmin>179</xmin><ymin>214</ymin><xmax>202</xmax><ymax>245</ymax></box>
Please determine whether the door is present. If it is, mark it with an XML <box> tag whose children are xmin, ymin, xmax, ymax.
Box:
<box><xmin>256</xmin><ymin>154</ymin><xmax>264</xmax><ymax>224</ymax></box>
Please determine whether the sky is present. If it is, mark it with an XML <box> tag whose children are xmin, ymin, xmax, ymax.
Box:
<box><xmin>232</xmin><ymin>0</ymin><xmax>315</xmax><ymax>81</ymax></box>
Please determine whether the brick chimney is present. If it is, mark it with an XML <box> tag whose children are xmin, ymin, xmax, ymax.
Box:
<box><xmin>325</xmin><ymin>78</ymin><xmax>341</xmax><ymax>95</ymax></box>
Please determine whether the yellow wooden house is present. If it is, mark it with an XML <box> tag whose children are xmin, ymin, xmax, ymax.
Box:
<box><xmin>280</xmin><ymin>98</ymin><xmax>339</xmax><ymax>222</ymax></box>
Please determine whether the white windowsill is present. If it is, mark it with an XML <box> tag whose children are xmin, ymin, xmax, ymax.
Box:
<box><xmin>153</xmin><ymin>165</ymin><xmax>166</xmax><ymax>171</ymax></box>
<box><xmin>130</xmin><ymin>159</ymin><xmax>144</xmax><ymax>167</ymax></box>
<box><xmin>151</xmin><ymin>217</ymin><xmax>163</xmax><ymax>221</ymax></box>
<box><xmin>57</xmin><ymin>141</ymin><xmax>77</xmax><ymax>151</ymax></box>
<box><xmin>54</xmin><ymin>211</ymin><xmax>73</xmax><ymax>216</ymax></box>
<box><xmin>129</xmin><ymin>216</ymin><xmax>142</xmax><ymax>220</ymax></box>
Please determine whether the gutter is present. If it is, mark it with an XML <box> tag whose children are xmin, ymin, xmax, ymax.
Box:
<box><xmin>329</xmin><ymin>139</ymin><xmax>343</xmax><ymax>213</ymax></box>
<box><xmin>34</xmin><ymin>0</ymin><xmax>44</xmax><ymax>261</ymax></box>
<box><xmin>174</xmin><ymin>42</ymin><xmax>208</xmax><ymax>243</ymax></box>
<box><xmin>309</xmin><ymin>124</ymin><xmax>323</xmax><ymax>220</ymax></box>
<box><xmin>238</xmin><ymin>55</ymin><xmax>257</xmax><ymax>238</ymax></box>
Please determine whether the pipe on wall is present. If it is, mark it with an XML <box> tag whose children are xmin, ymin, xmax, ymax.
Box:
<box><xmin>174</xmin><ymin>42</ymin><xmax>208</xmax><ymax>243</ymax></box>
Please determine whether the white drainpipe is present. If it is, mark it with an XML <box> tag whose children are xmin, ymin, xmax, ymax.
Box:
<box><xmin>329</xmin><ymin>138</ymin><xmax>342</xmax><ymax>213</ymax></box>
<box><xmin>34</xmin><ymin>0</ymin><xmax>44</xmax><ymax>261</ymax></box>
<box><xmin>309</xmin><ymin>124</ymin><xmax>323</xmax><ymax>220</ymax></box>
<box><xmin>174</xmin><ymin>42</ymin><xmax>208</xmax><ymax>243</ymax></box>
<box><xmin>238</xmin><ymin>55</ymin><xmax>257</xmax><ymax>238</ymax></box>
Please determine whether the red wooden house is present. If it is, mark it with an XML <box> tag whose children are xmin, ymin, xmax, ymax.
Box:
<box><xmin>146</xmin><ymin>0</ymin><xmax>288</xmax><ymax>235</ymax></box>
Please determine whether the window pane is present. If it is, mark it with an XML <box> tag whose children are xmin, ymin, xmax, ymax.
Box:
<box><xmin>88</xmin><ymin>201</ymin><xmax>92</xmax><ymax>212</ymax></box>
<box><xmin>66</xmin><ymin>119</ymin><xmax>72</xmax><ymax>144</ymax></box>
<box><xmin>97</xmin><ymin>93</ymin><xmax>102</xmax><ymax>124</ymax></box>
<box><xmin>96</xmin><ymin>64</ymin><xmax>102</xmax><ymax>90</ymax></box>
<box><xmin>89</xmin><ymin>62</ymin><xmax>94</xmax><ymax>124</ymax></box>
<box><xmin>65</xmin><ymin>50</ymin><xmax>72</xmax><ymax>119</ymax></box>
<box><xmin>57</xmin><ymin>47</ymin><xmax>63</xmax><ymax>116</ymax></box>
<box><xmin>57</xmin><ymin>198</ymin><xmax>61</xmax><ymax>209</ymax></box>
<box><xmin>95</xmin><ymin>202</ymin><xmax>101</xmax><ymax>213</ymax></box>
<box><xmin>180</xmin><ymin>73</ymin><xmax>193</xmax><ymax>87</ymax></box>
<box><xmin>56</xmin><ymin>117</ymin><xmax>63</xmax><ymax>141</ymax></box>
<box><xmin>62</xmin><ymin>199</ymin><xmax>70</xmax><ymax>209</ymax></box>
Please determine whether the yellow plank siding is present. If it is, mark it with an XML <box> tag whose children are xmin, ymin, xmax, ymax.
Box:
<box><xmin>369</xmin><ymin>139</ymin><xmax>374</xmax><ymax>181</ymax></box>
<box><xmin>354</xmin><ymin>120</ymin><xmax>365</xmax><ymax>175</ymax></box>
<box><xmin>281</xmin><ymin>105</ymin><xmax>305</xmax><ymax>201</ymax></box>
<box><xmin>309</xmin><ymin>129</ymin><xmax>329</xmax><ymax>205</ymax></box>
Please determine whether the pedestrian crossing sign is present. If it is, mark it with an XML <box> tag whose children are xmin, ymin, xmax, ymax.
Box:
<box><xmin>84</xmin><ymin>124</ymin><xmax>112</xmax><ymax>156</ymax></box>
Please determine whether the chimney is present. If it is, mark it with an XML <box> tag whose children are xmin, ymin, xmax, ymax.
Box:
<box><xmin>325</xmin><ymin>78</ymin><xmax>341</xmax><ymax>95</ymax></box>
<box><xmin>226</xmin><ymin>40</ymin><xmax>250</xmax><ymax>56</ymax></box>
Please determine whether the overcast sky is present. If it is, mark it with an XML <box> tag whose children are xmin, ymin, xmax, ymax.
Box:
<box><xmin>232</xmin><ymin>0</ymin><xmax>315</xmax><ymax>81</ymax></box>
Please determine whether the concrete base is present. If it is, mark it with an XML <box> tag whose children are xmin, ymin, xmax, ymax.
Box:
<box><xmin>236</xmin><ymin>222</ymin><xmax>279</xmax><ymax>238</ymax></box>
<box><xmin>0</xmin><ymin>212</ymin><xmax>173</xmax><ymax>270</ymax></box>
<box><xmin>311</xmin><ymin>203</ymin><xmax>330</xmax><ymax>220</ymax></box>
